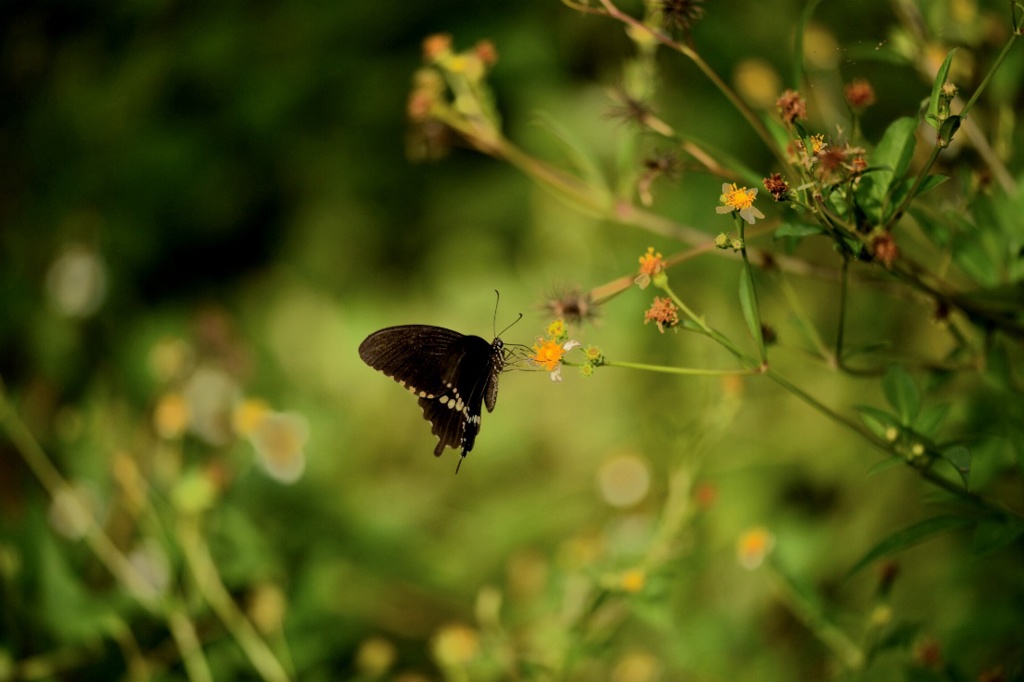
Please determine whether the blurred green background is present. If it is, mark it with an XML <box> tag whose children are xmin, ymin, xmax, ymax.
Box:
<box><xmin>2</xmin><ymin>0</ymin><xmax>1023</xmax><ymax>679</ymax></box>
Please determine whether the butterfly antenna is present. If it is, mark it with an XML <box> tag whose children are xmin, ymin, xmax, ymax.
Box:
<box><xmin>493</xmin><ymin>290</ymin><xmax>500</xmax><ymax>338</ymax></box>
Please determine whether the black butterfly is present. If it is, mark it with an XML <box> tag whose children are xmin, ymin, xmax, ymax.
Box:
<box><xmin>358</xmin><ymin>325</ymin><xmax>507</xmax><ymax>472</ymax></box>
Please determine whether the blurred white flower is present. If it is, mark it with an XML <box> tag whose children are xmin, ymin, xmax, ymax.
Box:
<box><xmin>126</xmin><ymin>539</ymin><xmax>170</xmax><ymax>601</ymax></box>
<box><xmin>45</xmin><ymin>244</ymin><xmax>108</xmax><ymax>318</ymax></box>
<box><xmin>250</xmin><ymin>411</ymin><xmax>309</xmax><ymax>484</ymax></box>
<box><xmin>182</xmin><ymin>367</ymin><xmax>240</xmax><ymax>446</ymax></box>
<box><xmin>48</xmin><ymin>483</ymin><xmax>100</xmax><ymax>540</ymax></box>
<box><xmin>597</xmin><ymin>453</ymin><xmax>651</xmax><ymax>508</ymax></box>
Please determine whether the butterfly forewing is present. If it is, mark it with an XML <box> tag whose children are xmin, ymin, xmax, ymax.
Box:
<box><xmin>358</xmin><ymin>325</ymin><xmax>465</xmax><ymax>398</ymax></box>
<box><xmin>359</xmin><ymin>325</ymin><xmax>504</xmax><ymax>466</ymax></box>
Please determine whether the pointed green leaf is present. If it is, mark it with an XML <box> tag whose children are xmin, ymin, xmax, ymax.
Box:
<box><xmin>532</xmin><ymin>112</ymin><xmax>611</xmax><ymax>199</ymax></box>
<box><xmin>940</xmin><ymin>444</ymin><xmax>972</xmax><ymax>488</ymax></box>
<box><xmin>739</xmin><ymin>265</ymin><xmax>765</xmax><ymax>359</ymax></box>
<box><xmin>915</xmin><ymin>402</ymin><xmax>951</xmax><ymax>436</ymax></box>
<box><xmin>972</xmin><ymin>517</ymin><xmax>1024</xmax><ymax>556</ymax></box>
<box><xmin>866</xmin><ymin>457</ymin><xmax>906</xmax><ymax>477</ymax></box>
<box><xmin>854</xmin><ymin>404</ymin><xmax>901</xmax><ymax>439</ymax></box>
<box><xmin>845</xmin><ymin>515</ymin><xmax>974</xmax><ymax>581</ymax></box>
<box><xmin>883</xmin><ymin>364</ymin><xmax>921</xmax><ymax>425</ymax></box>
<box><xmin>926</xmin><ymin>49</ymin><xmax>958</xmax><ymax>129</ymax></box>
<box><xmin>888</xmin><ymin>174</ymin><xmax>950</xmax><ymax>211</ymax></box>
<box><xmin>857</xmin><ymin>117</ymin><xmax>918</xmax><ymax>223</ymax></box>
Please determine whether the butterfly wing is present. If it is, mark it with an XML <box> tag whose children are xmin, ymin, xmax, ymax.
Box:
<box><xmin>359</xmin><ymin>325</ymin><xmax>465</xmax><ymax>396</ymax></box>
<box><xmin>359</xmin><ymin>326</ymin><xmax>502</xmax><ymax>461</ymax></box>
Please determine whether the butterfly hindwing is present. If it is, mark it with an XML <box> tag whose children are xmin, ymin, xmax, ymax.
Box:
<box><xmin>359</xmin><ymin>325</ymin><xmax>505</xmax><ymax>465</ymax></box>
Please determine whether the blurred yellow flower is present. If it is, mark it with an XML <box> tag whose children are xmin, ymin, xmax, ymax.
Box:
<box><xmin>248</xmin><ymin>583</ymin><xmax>287</xmax><ymax>636</ymax></box>
<box><xmin>620</xmin><ymin>567</ymin><xmax>646</xmax><ymax>593</ymax></box>
<box><xmin>153</xmin><ymin>392</ymin><xmax>190</xmax><ymax>440</ymax></box>
<box><xmin>430</xmin><ymin>623</ymin><xmax>479</xmax><ymax>667</ymax></box>
<box><xmin>736</xmin><ymin>526</ymin><xmax>775</xmax><ymax>569</ymax></box>
<box><xmin>611</xmin><ymin>650</ymin><xmax>662</xmax><ymax>682</ymax></box>
<box><xmin>233</xmin><ymin>398</ymin><xmax>271</xmax><ymax>438</ymax></box>
<box><xmin>356</xmin><ymin>636</ymin><xmax>397</xmax><ymax>677</ymax></box>
<box><xmin>148</xmin><ymin>337</ymin><xmax>193</xmax><ymax>383</ymax></box>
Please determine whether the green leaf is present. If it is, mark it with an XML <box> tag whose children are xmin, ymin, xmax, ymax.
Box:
<box><xmin>883</xmin><ymin>364</ymin><xmax>921</xmax><ymax>425</ymax></box>
<box><xmin>938</xmin><ymin>114</ymin><xmax>962</xmax><ymax>147</ymax></box>
<box><xmin>926</xmin><ymin>49</ymin><xmax>958</xmax><ymax>129</ymax></box>
<box><xmin>845</xmin><ymin>515</ymin><xmax>974</xmax><ymax>581</ymax></box>
<box><xmin>739</xmin><ymin>265</ymin><xmax>765</xmax><ymax>360</ymax></box>
<box><xmin>888</xmin><ymin>174</ymin><xmax>950</xmax><ymax>212</ymax></box>
<box><xmin>915</xmin><ymin>402</ymin><xmax>951</xmax><ymax>436</ymax></box>
<box><xmin>866</xmin><ymin>457</ymin><xmax>906</xmax><ymax>477</ymax></box>
<box><xmin>857</xmin><ymin>117</ymin><xmax>918</xmax><ymax>223</ymax></box>
<box><xmin>972</xmin><ymin>516</ymin><xmax>1024</xmax><ymax>556</ymax></box>
<box><xmin>532</xmin><ymin>112</ymin><xmax>611</xmax><ymax>201</ymax></box>
<box><xmin>774</xmin><ymin>223</ymin><xmax>827</xmax><ymax>239</ymax></box>
<box><xmin>940</xmin><ymin>445</ymin><xmax>972</xmax><ymax>488</ymax></box>
<box><xmin>854</xmin><ymin>404</ymin><xmax>901</xmax><ymax>439</ymax></box>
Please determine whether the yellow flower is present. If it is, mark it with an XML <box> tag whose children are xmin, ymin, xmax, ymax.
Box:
<box><xmin>620</xmin><ymin>567</ymin><xmax>647</xmax><ymax>594</ymax></box>
<box><xmin>546</xmin><ymin>318</ymin><xmax>567</xmax><ymax>339</ymax></box>
<box><xmin>716</xmin><ymin>183</ymin><xmax>765</xmax><ymax>225</ymax></box>
<box><xmin>531</xmin><ymin>336</ymin><xmax>581</xmax><ymax>382</ymax></box>
<box><xmin>232</xmin><ymin>398</ymin><xmax>271</xmax><ymax>438</ymax></box>
<box><xmin>153</xmin><ymin>393</ymin><xmax>190</xmax><ymax>440</ymax></box>
<box><xmin>638</xmin><ymin>247</ymin><xmax>664</xmax><ymax>275</ymax></box>
<box><xmin>531</xmin><ymin>337</ymin><xmax>566</xmax><ymax>372</ymax></box>
<box><xmin>431</xmin><ymin>623</ymin><xmax>479</xmax><ymax>667</ymax></box>
<box><xmin>736</xmin><ymin>526</ymin><xmax>775</xmax><ymax>569</ymax></box>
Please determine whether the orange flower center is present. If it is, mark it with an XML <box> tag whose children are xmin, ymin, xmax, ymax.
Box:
<box><xmin>721</xmin><ymin>184</ymin><xmax>755</xmax><ymax>211</ymax></box>
<box><xmin>531</xmin><ymin>338</ymin><xmax>565</xmax><ymax>372</ymax></box>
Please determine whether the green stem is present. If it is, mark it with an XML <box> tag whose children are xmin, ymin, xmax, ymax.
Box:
<box><xmin>602</xmin><ymin>359</ymin><xmax>762</xmax><ymax>377</ymax></box>
<box><xmin>960</xmin><ymin>32</ymin><xmax>1019</xmax><ymax>117</ymax></box>
<box><xmin>594</xmin><ymin>0</ymin><xmax>791</xmax><ymax>174</ymax></box>
<box><xmin>884</xmin><ymin>144</ymin><xmax>942</xmax><ymax>231</ymax></box>
<box><xmin>737</xmin><ymin>217</ymin><xmax>768</xmax><ymax>363</ymax></box>
<box><xmin>167</xmin><ymin>605</ymin><xmax>215</xmax><ymax>682</ymax></box>
<box><xmin>0</xmin><ymin>376</ymin><xmax>159</xmax><ymax>611</ymax></box>
<box><xmin>835</xmin><ymin>254</ymin><xmax>850</xmax><ymax>369</ymax></box>
<box><xmin>764</xmin><ymin>369</ymin><xmax>877</xmax><ymax>441</ymax></box>
<box><xmin>177</xmin><ymin>520</ymin><xmax>291</xmax><ymax>682</ymax></box>
<box><xmin>658</xmin><ymin>279</ymin><xmax>760</xmax><ymax>368</ymax></box>
<box><xmin>765</xmin><ymin>562</ymin><xmax>865</xmax><ymax>670</ymax></box>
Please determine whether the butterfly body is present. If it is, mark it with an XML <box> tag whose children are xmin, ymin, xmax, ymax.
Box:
<box><xmin>358</xmin><ymin>325</ymin><xmax>505</xmax><ymax>468</ymax></box>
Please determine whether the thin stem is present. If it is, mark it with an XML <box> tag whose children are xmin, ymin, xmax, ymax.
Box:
<box><xmin>658</xmin><ymin>279</ymin><xmax>761</xmax><ymax>368</ymax></box>
<box><xmin>884</xmin><ymin>144</ymin><xmax>942</xmax><ymax>231</ymax></box>
<box><xmin>602</xmin><ymin>359</ymin><xmax>763</xmax><ymax>377</ymax></box>
<box><xmin>763</xmin><ymin>369</ymin><xmax>877</xmax><ymax>442</ymax></box>
<box><xmin>0</xmin><ymin>375</ymin><xmax>159</xmax><ymax>610</ymax></box>
<box><xmin>594</xmin><ymin>0</ymin><xmax>791</xmax><ymax>174</ymax></box>
<box><xmin>737</xmin><ymin>217</ymin><xmax>768</xmax><ymax>363</ymax></box>
<box><xmin>765</xmin><ymin>562</ymin><xmax>865</xmax><ymax>670</ymax></box>
<box><xmin>960</xmin><ymin>32</ymin><xmax>1018</xmax><ymax>116</ymax></box>
<box><xmin>166</xmin><ymin>606</ymin><xmax>214</xmax><ymax>682</ymax></box>
<box><xmin>835</xmin><ymin>254</ymin><xmax>850</xmax><ymax>369</ymax></box>
<box><xmin>177</xmin><ymin>519</ymin><xmax>291</xmax><ymax>682</ymax></box>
